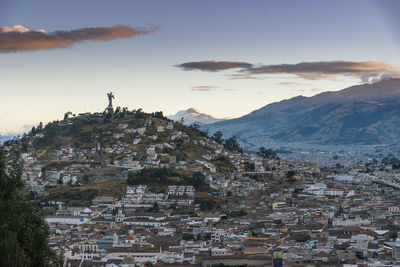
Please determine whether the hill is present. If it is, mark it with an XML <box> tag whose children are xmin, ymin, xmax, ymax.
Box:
<box><xmin>204</xmin><ymin>78</ymin><xmax>400</xmax><ymax>147</ymax></box>
<box><xmin>5</xmin><ymin>109</ymin><xmax>213</xmax><ymax>163</ymax></box>
<box><xmin>3</xmin><ymin>108</ymin><xmax>244</xmax><ymax>204</ymax></box>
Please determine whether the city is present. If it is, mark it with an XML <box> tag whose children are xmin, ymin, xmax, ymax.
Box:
<box><xmin>1</xmin><ymin>1</ymin><xmax>400</xmax><ymax>267</ymax></box>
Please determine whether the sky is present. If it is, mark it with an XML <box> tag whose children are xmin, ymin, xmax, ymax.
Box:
<box><xmin>1</xmin><ymin>0</ymin><xmax>400</xmax><ymax>135</ymax></box>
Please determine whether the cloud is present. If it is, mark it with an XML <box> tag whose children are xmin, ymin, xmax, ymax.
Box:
<box><xmin>311</xmin><ymin>88</ymin><xmax>322</xmax><ymax>92</ymax></box>
<box><xmin>191</xmin><ymin>85</ymin><xmax>219</xmax><ymax>91</ymax></box>
<box><xmin>177</xmin><ymin>60</ymin><xmax>400</xmax><ymax>83</ymax></box>
<box><xmin>0</xmin><ymin>24</ymin><xmax>156</xmax><ymax>53</ymax></box>
<box><xmin>279</xmin><ymin>81</ymin><xmax>311</xmax><ymax>86</ymax></box>
<box><xmin>177</xmin><ymin>60</ymin><xmax>253</xmax><ymax>72</ymax></box>
<box><xmin>190</xmin><ymin>85</ymin><xmax>237</xmax><ymax>92</ymax></box>
<box><xmin>229</xmin><ymin>73</ymin><xmax>265</xmax><ymax>80</ymax></box>
<box><xmin>245</xmin><ymin>61</ymin><xmax>400</xmax><ymax>83</ymax></box>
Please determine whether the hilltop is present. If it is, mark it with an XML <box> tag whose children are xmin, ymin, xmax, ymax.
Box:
<box><xmin>3</xmin><ymin>108</ymin><xmax>246</xmax><ymax>206</ymax></box>
<box><xmin>6</xmin><ymin>109</ymin><xmax>219</xmax><ymax>164</ymax></box>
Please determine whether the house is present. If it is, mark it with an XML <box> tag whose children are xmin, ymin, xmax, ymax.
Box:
<box><xmin>157</xmin><ymin>126</ymin><xmax>165</xmax><ymax>132</ymax></box>
<box><xmin>45</xmin><ymin>171</ymin><xmax>60</xmax><ymax>184</ymax></box>
<box><xmin>211</xmin><ymin>248</ymin><xmax>228</xmax><ymax>256</ymax></box>
<box><xmin>78</xmin><ymin>242</ymin><xmax>99</xmax><ymax>253</ymax></box>
<box><xmin>389</xmin><ymin>206</ymin><xmax>400</xmax><ymax>213</ymax></box>
<box><xmin>135</xmin><ymin>127</ymin><xmax>146</xmax><ymax>135</ymax></box>
<box><xmin>66</xmin><ymin>207</ymin><xmax>92</xmax><ymax>216</ymax></box>
<box><xmin>272</xmin><ymin>202</ymin><xmax>287</xmax><ymax>210</ymax></box>
<box><xmin>117</xmin><ymin>123</ymin><xmax>128</xmax><ymax>130</ymax></box>
<box><xmin>166</xmin><ymin>122</ymin><xmax>174</xmax><ymax>130</ymax></box>
<box><xmin>168</xmin><ymin>185</ymin><xmax>195</xmax><ymax>197</ymax></box>
<box><xmin>97</xmin><ymin>234</ymin><xmax>118</xmax><ymax>251</ymax></box>
<box><xmin>211</xmin><ymin>230</ymin><xmax>229</xmax><ymax>243</ymax></box>
<box><xmin>332</xmin><ymin>215</ymin><xmax>371</xmax><ymax>226</ymax></box>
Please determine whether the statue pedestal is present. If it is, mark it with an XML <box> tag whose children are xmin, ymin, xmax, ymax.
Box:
<box><xmin>107</xmin><ymin>106</ymin><xmax>114</xmax><ymax>116</ymax></box>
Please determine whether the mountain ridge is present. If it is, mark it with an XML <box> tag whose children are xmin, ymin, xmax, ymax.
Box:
<box><xmin>204</xmin><ymin>78</ymin><xmax>400</xmax><ymax>147</ymax></box>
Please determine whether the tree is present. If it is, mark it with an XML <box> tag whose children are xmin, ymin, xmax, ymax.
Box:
<box><xmin>82</xmin><ymin>174</ymin><xmax>90</xmax><ymax>183</ymax></box>
<box><xmin>183</xmin><ymin>233</ymin><xmax>194</xmax><ymax>241</ymax></box>
<box><xmin>153</xmin><ymin>111</ymin><xmax>164</xmax><ymax>119</ymax></box>
<box><xmin>287</xmin><ymin>170</ymin><xmax>296</xmax><ymax>183</ymax></box>
<box><xmin>224</xmin><ymin>136</ymin><xmax>241</xmax><ymax>152</ymax></box>
<box><xmin>114</xmin><ymin>107</ymin><xmax>123</xmax><ymax>119</ymax></box>
<box><xmin>258</xmin><ymin>147</ymin><xmax>278</xmax><ymax>159</ymax></box>
<box><xmin>0</xmin><ymin>149</ymin><xmax>63</xmax><ymax>266</ymax></box>
<box><xmin>121</xmin><ymin>107</ymin><xmax>129</xmax><ymax>116</ymax></box>
<box><xmin>211</xmin><ymin>156</ymin><xmax>235</xmax><ymax>173</ymax></box>
<box><xmin>37</xmin><ymin>122</ymin><xmax>43</xmax><ymax>132</ymax></box>
<box><xmin>244</xmin><ymin>162</ymin><xmax>255</xmax><ymax>172</ymax></box>
<box><xmin>212</xmin><ymin>131</ymin><xmax>224</xmax><ymax>144</ymax></box>
<box><xmin>63</xmin><ymin>111</ymin><xmax>72</xmax><ymax>120</ymax></box>
<box><xmin>199</xmin><ymin>199</ymin><xmax>216</xmax><ymax>211</ymax></box>
<box><xmin>191</xmin><ymin>123</ymin><xmax>200</xmax><ymax>131</ymax></box>
<box><xmin>192</xmin><ymin>172</ymin><xmax>205</xmax><ymax>189</ymax></box>
<box><xmin>147</xmin><ymin>203</ymin><xmax>159</xmax><ymax>212</ymax></box>
<box><xmin>389</xmin><ymin>231</ymin><xmax>398</xmax><ymax>240</ymax></box>
<box><xmin>239</xmin><ymin>210</ymin><xmax>248</xmax><ymax>216</ymax></box>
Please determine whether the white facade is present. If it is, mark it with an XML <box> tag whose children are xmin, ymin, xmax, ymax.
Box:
<box><xmin>211</xmin><ymin>248</ymin><xmax>228</xmax><ymax>256</ymax></box>
<box><xmin>46</xmin><ymin>216</ymin><xmax>86</xmax><ymax>225</ymax></box>
<box><xmin>332</xmin><ymin>215</ymin><xmax>371</xmax><ymax>226</ymax></box>
<box><xmin>211</xmin><ymin>230</ymin><xmax>229</xmax><ymax>243</ymax></box>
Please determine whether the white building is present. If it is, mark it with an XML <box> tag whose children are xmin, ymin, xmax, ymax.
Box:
<box><xmin>211</xmin><ymin>230</ymin><xmax>229</xmax><ymax>243</ymax></box>
<box><xmin>211</xmin><ymin>248</ymin><xmax>228</xmax><ymax>256</ymax></box>
<box><xmin>332</xmin><ymin>215</ymin><xmax>371</xmax><ymax>226</ymax></box>
<box><xmin>46</xmin><ymin>216</ymin><xmax>87</xmax><ymax>225</ymax></box>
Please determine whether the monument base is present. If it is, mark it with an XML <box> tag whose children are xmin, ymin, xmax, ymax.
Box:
<box><xmin>107</xmin><ymin>107</ymin><xmax>114</xmax><ymax>116</ymax></box>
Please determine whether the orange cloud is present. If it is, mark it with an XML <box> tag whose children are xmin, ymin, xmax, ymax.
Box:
<box><xmin>191</xmin><ymin>86</ymin><xmax>219</xmax><ymax>91</ymax></box>
<box><xmin>0</xmin><ymin>25</ymin><xmax>156</xmax><ymax>53</ymax></box>
<box><xmin>190</xmin><ymin>85</ymin><xmax>237</xmax><ymax>92</ymax></box>
<box><xmin>279</xmin><ymin>81</ymin><xmax>312</xmax><ymax>86</ymax></box>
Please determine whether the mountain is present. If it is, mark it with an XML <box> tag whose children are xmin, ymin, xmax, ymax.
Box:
<box><xmin>0</xmin><ymin>135</ymin><xmax>14</xmax><ymax>144</ymax></box>
<box><xmin>204</xmin><ymin>78</ymin><xmax>400</xmax><ymax>147</ymax></box>
<box><xmin>168</xmin><ymin>108</ymin><xmax>226</xmax><ymax>125</ymax></box>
